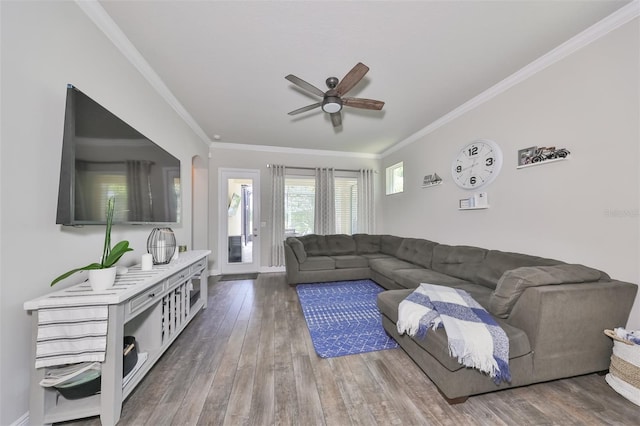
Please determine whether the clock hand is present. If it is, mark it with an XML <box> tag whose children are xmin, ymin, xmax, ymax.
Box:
<box><xmin>463</xmin><ymin>162</ymin><xmax>478</xmax><ymax>173</ymax></box>
<box><xmin>461</xmin><ymin>159</ymin><xmax>479</xmax><ymax>172</ymax></box>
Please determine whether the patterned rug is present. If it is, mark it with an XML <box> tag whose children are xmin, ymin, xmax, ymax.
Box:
<box><xmin>296</xmin><ymin>280</ymin><xmax>399</xmax><ymax>358</ymax></box>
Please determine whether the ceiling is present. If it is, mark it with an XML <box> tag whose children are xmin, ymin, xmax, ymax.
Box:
<box><xmin>98</xmin><ymin>0</ymin><xmax>630</xmax><ymax>155</ymax></box>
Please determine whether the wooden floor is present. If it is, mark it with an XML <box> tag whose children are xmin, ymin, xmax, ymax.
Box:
<box><xmin>61</xmin><ymin>273</ymin><xmax>639</xmax><ymax>426</ymax></box>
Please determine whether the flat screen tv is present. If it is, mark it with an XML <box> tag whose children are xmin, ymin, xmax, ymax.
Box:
<box><xmin>56</xmin><ymin>84</ymin><xmax>181</xmax><ymax>225</ymax></box>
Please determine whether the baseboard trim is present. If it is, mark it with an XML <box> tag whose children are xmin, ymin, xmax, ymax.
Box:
<box><xmin>209</xmin><ymin>266</ymin><xmax>285</xmax><ymax>278</ymax></box>
<box><xmin>259</xmin><ymin>266</ymin><xmax>286</xmax><ymax>273</ymax></box>
<box><xmin>10</xmin><ymin>412</ymin><xmax>29</xmax><ymax>426</ymax></box>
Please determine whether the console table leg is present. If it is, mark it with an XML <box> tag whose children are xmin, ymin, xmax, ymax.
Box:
<box><xmin>29</xmin><ymin>312</ymin><xmax>50</xmax><ymax>426</ymax></box>
<box><xmin>99</xmin><ymin>304</ymin><xmax>124</xmax><ymax>426</ymax></box>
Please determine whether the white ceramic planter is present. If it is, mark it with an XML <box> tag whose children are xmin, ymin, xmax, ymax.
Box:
<box><xmin>89</xmin><ymin>267</ymin><xmax>117</xmax><ymax>291</ymax></box>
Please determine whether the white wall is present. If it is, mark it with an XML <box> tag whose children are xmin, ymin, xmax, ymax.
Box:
<box><xmin>381</xmin><ymin>18</ymin><xmax>640</xmax><ymax>327</ymax></box>
<box><xmin>209</xmin><ymin>146</ymin><xmax>381</xmax><ymax>272</ymax></box>
<box><xmin>192</xmin><ymin>155</ymin><xmax>209</xmax><ymax>251</ymax></box>
<box><xmin>0</xmin><ymin>2</ymin><xmax>209</xmax><ymax>424</ymax></box>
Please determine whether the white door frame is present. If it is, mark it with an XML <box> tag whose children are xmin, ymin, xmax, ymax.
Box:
<box><xmin>218</xmin><ymin>168</ymin><xmax>261</xmax><ymax>274</ymax></box>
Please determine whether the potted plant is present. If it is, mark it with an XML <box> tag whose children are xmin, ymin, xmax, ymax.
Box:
<box><xmin>51</xmin><ymin>197</ymin><xmax>133</xmax><ymax>289</ymax></box>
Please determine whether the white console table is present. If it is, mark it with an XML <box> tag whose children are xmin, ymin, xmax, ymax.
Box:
<box><xmin>24</xmin><ymin>250</ymin><xmax>210</xmax><ymax>426</ymax></box>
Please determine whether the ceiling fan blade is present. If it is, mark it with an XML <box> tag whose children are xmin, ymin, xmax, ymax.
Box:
<box><xmin>335</xmin><ymin>62</ymin><xmax>369</xmax><ymax>96</ymax></box>
<box><xmin>285</xmin><ymin>74</ymin><xmax>325</xmax><ymax>97</ymax></box>
<box><xmin>288</xmin><ymin>102</ymin><xmax>322</xmax><ymax>115</ymax></box>
<box><xmin>330</xmin><ymin>112</ymin><xmax>342</xmax><ymax>127</ymax></box>
<box><xmin>342</xmin><ymin>97</ymin><xmax>385</xmax><ymax>110</ymax></box>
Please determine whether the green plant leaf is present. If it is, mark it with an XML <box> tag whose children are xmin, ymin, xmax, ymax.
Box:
<box><xmin>101</xmin><ymin>197</ymin><xmax>115</xmax><ymax>267</ymax></box>
<box><xmin>103</xmin><ymin>240</ymin><xmax>134</xmax><ymax>268</ymax></box>
<box><xmin>50</xmin><ymin>263</ymin><xmax>103</xmax><ymax>287</ymax></box>
<box><xmin>50</xmin><ymin>197</ymin><xmax>134</xmax><ymax>287</ymax></box>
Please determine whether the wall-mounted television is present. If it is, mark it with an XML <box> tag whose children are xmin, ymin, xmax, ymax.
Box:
<box><xmin>56</xmin><ymin>84</ymin><xmax>181</xmax><ymax>225</ymax></box>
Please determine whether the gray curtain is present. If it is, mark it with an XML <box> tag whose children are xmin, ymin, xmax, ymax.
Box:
<box><xmin>126</xmin><ymin>160</ymin><xmax>153</xmax><ymax>222</ymax></box>
<box><xmin>357</xmin><ymin>169</ymin><xmax>375</xmax><ymax>233</ymax></box>
<box><xmin>270</xmin><ymin>164</ymin><xmax>286</xmax><ymax>266</ymax></box>
<box><xmin>314</xmin><ymin>167</ymin><xmax>335</xmax><ymax>234</ymax></box>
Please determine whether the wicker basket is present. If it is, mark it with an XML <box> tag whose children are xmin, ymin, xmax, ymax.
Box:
<box><xmin>604</xmin><ymin>329</ymin><xmax>640</xmax><ymax>406</ymax></box>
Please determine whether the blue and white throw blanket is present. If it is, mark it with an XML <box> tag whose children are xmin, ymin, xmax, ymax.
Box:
<box><xmin>397</xmin><ymin>283</ymin><xmax>511</xmax><ymax>384</ymax></box>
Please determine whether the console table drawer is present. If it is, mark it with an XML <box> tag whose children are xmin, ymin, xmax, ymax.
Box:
<box><xmin>190</xmin><ymin>258</ymin><xmax>207</xmax><ymax>275</ymax></box>
<box><xmin>167</xmin><ymin>267</ymin><xmax>190</xmax><ymax>290</ymax></box>
<box><xmin>128</xmin><ymin>282</ymin><xmax>164</xmax><ymax>315</ymax></box>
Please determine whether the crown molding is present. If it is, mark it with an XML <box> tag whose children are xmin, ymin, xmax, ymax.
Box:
<box><xmin>210</xmin><ymin>141</ymin><xmax>381</xmax><ymax>159</ymax></box>
<box><xmin>75</xmin><ymin>0</ymin><xmax>211</xmax><ymax>147</ymax></box>
<box><xmin>76</xmin><ymin>0</ymin><xmax>638</xmax><ymax>158</ymax></box>
<box><xmin>381</xmin><ymin>1</ymin><xmax>640</xmax><ymax>158</ymax></box>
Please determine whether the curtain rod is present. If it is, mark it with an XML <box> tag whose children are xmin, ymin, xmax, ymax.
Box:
<box><xmin>266</xmin><ymin>164</ymin><xmax>376</xmax><ymax>173</ymax></box>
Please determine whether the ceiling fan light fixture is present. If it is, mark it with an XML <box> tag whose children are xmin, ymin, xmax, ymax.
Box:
<box><xmin>286</xmin><ymin>63</ymin><xmax>383</xmax><ymax>127</ymax></box>
<box><xmin>322</xmin><ymin>96</ymin><xmax>342</xmax><ymax>113</ymax></box>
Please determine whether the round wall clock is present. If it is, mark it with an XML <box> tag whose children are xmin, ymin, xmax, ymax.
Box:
<box><xmin>451</xmin><ymin>139</ymin><xmax>503</xmax><ymax>190</ymax></box>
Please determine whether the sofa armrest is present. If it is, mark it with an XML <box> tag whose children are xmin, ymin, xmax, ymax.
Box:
<box><xmin>489</xmin><ymin>264</ymin><xmax>607</xmax><ymax>318</ymax></box>
<box><xmin>507</xmin><ymin>280</ymin><xmax>637</xmax><ymax>380</ymax></box>
<box><xmin>284</xmin><ymin>243</ymin><xmax>301</xmax><ymax>285</ymax></box>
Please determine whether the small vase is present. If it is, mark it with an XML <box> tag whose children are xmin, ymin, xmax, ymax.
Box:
<box><xmin>89</xmin><ymin>267</ymin><xmax>117</xmax><ymax>291</ymax></box>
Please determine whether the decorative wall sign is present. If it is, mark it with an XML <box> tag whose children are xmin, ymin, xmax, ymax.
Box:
<box><xmin>517</xmin><ymin>146</ymin><xmax>570</xmax><ymax>169</ymax></box>
<box><xmin>422</xmin><ymin>173</ymin><xmax>443</xmax><ymax>188</ymax></box>
<box><xmin>518</xmin><ymin>146</ymin><xmax>537</xmax><ymax>166</ymax></box>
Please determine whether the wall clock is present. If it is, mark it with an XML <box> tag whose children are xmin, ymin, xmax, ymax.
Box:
<box><xmin>451</xmin><ymin>139</ymin><xmax>503</xmax><ymax>190</ymax></box>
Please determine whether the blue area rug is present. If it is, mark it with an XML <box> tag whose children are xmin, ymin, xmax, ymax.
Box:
<box><xmin>296</xmin><ymin>280</ymin><xmax>398</xmax><ymax>358</ymax></box>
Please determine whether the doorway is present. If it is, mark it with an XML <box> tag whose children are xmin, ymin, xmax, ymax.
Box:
<box><xmin>218</xmin><ymin>168</ymin><xmax>260</xmax><ymax>274</ymax></box>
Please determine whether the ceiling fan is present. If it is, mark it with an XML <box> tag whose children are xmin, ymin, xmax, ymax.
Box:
<box><xmin>285</xmin><ymin>62</ymin><xmax>385</xmax><ymax>128</ymax></box>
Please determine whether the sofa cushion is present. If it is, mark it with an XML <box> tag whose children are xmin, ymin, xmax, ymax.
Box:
<box><xmin>331</xmin><ymin>255</ymin><xmax>368</xmax><ymax>269</ymax></box>
<box><xmin>377</xmin><ymin>289</ymin><xmax>531</xmax><ymax>371</ymax></box>
<box><xmin>431</xmin><ymin>244</ymin><xmax>487</xmax><ymax>282</ymax></box>
<box><xmin>392</xmin><ymin>268</ymin><xmax>472</xmax><ymax>290</ymax></box>
<box><xmin>474</xmin><ymin>250</ymin><xmax>562</xmax><ymax>289</ymax></box>
<box><xmin>299</xmin><ymin>256</ymin><xmax>336</xmax><ymax>271</ymax></box>
<box><xmin>298</xmin><ymin>234</ymin><xmax>329</xmax><ymax>256</ymax></box>
<box><xmin>286</xmin><ymin>237</ymin><xmax>307</xmax><ymax>262</ymax></box>
<box><xmin>360</xmin><ymin>253</ymin><xmax>393</xmax><ymax>260</ymax></box>
<box><xmin>395</xmin><ymin>238</ymin><xmax>438</xmax><ymax>268</ymax></box>
<box><xmin>448</xmin><ymin>283</ymin><xmax>493</xmax><ymax>309</ymax></box>
<box><xmin>369</xmin><ymin>257</ymin><xmax>421</xmax><ymax>279</ymax></box>
<box><xmin>325</xmin><ymin>234</ymin><xmax>356</xmax><ymax>255</ymax></box>
<box><xmin>353</xmin><ymin>234</ymin><xmax>381</xmax><ymax>254</ymax></box>
<box><xmin>380</xmin><ymin>235</ymin><xmax>404</xmax><ymax>256</ymax></box>
<box><xmin>489</xmin><ymin>264</ymin><xmax>609</xmax><ymax>318</ymax></box>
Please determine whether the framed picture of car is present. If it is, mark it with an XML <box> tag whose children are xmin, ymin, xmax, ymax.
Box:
<box><xmin>518</xmin><ymin>146</ymin><xmax>537</xmax><ymax>166</ymax></box>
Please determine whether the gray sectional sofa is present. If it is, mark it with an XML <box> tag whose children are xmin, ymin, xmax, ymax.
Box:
<box><xmin>284</xmin><ymin>233</ymin><xmax>638</xmax><ymax>402</ymax></box>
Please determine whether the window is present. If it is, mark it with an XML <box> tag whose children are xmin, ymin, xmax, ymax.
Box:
<box><xmin>334</xmin><ymin>177</ymin><xmax>358</xmax><ymax>234</ymax></box>
<box><xmin>284</xmin><ymin>175</ymin><xmax>359</xmax><ymax>235</ymax></box>
<box><xmin>386</xmin><ymin>161</ymin><xmax>404</xmax><ymax>195</ymax></box>
<box><xmin>285</xmin><ymin>177</ymin><xmax>315</xmax><ymax>235</ymax></box>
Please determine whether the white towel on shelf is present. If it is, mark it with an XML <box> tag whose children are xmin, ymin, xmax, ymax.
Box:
<box><xmin>36</xmin><ymin>305</ymin><xmax>108</xmax><ymax>368</ymax></box>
